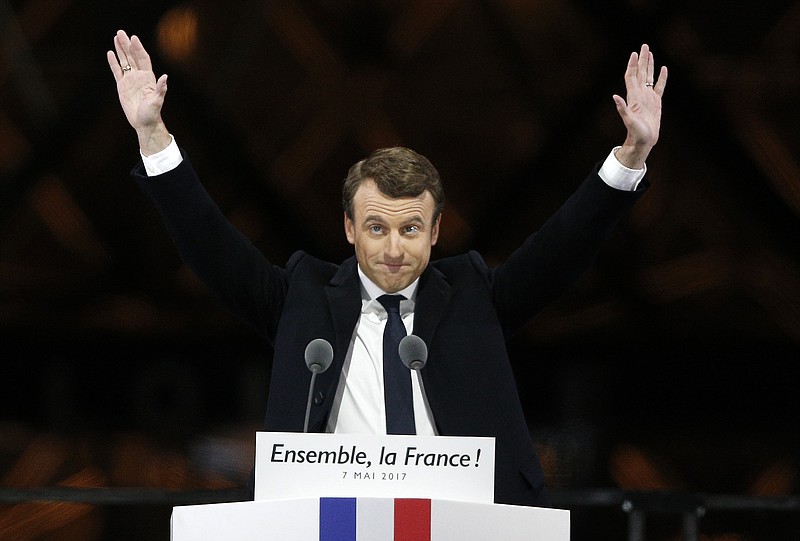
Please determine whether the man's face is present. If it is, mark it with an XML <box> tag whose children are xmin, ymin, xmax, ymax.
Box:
<box><xmin>345</xmin><ymin>179</ymin><xmax>440</xmax><ymax>293</ymax></box>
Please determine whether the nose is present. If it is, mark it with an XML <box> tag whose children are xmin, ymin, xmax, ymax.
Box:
<box><xmin>385</xmin><ymin>231</ymin><xmax>403</xmax><ymax>259</ymax></box>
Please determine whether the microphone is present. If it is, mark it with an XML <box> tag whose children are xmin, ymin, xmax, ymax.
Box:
<box><xmin>399</xmin><ymin>335</ymin><xmax>428</xmax><ymax>371</ymax></box>
<box><xmin>303</xmin><ymin>338</ymin><xmax>333</xmax><ymax>432</ymax></box>
<box><xmin>305</xmin><ymin>338</ymin><xmax>334</xmax><ymax>374</ymax></box>
<box><xmin>399</xmin><ymin>335</ymin><xmax>429</xmax><ymax>417</ymax></box>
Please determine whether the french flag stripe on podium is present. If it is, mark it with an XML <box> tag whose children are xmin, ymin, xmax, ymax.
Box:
<box><xmin>394</xmin><ymin>499</ymin><xmax>431</xmax><ymax>540</ymax></box>
<box><xmin>320</xmin><ymin>498</ymin><xmax>356</xmax><ymax>541</ymax></box>
<box><xmin>320</xmin><ymin>498</ymin><xmax>432</xmax><ymax>540</ymax></box>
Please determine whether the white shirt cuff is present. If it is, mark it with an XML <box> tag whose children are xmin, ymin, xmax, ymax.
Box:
<box><xmin>140</xmin><ymin>135</ymin><xmax>182</xmax><ymax>176</ymax></box>
<box><xmin>598</xmin><ymin>146</ymin><xmax>646</xmax><ymax>191</ymax></box>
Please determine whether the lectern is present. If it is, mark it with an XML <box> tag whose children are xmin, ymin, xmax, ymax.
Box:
<box><xmin>171</xmin><ymin>433</ymin><xmax>569</xmax><ymax>540</ymax></box>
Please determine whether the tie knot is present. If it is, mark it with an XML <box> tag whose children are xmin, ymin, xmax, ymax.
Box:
<box><xmin>377</xmin><ymin>294</ymin><xmax>404</xmax><ymax>313</ymax></box>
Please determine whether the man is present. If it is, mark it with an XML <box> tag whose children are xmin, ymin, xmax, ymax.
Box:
<box><xmin>107</xmin><ymin>30</ymin><xmax>667</xmax><ymax>507</ymax></box>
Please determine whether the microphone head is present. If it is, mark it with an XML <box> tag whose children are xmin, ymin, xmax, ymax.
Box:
<box><xmin>304</xmin><ymin>338</ymin><xmax>333</xmax><ymax>373</ymax></box>
<box><xmin>399</xmin><ymin>335</ymin><xmax>428</xmax><ymax>370</ymax></box>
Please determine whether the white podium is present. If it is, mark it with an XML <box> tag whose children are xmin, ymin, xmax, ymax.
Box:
<box><xmin>171</xmin><ymin>497</ymin><xmax>569</xmax><ymax>540</ymax></box>
<box><xmin>170</xmin><ymin>433</ymin><xmax>569</xmax><ymax>540</ymax></box>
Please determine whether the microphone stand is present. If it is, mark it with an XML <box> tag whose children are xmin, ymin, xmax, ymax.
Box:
<box><xmin>303</xmin><ymin>367</ymin><xmax>321</xmax><ymax>433</ymax></box>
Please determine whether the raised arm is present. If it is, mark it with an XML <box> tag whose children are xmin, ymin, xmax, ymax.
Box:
<box><xmin>612</xmin><ymin>43</ymin><xmax>668</xmax><ymax>169</ymax></box>
<box><xmin>492</xmin><ymin>45</ymin><xmax>667</xmax><ymax>331</ymax></box>
<box><xmin>107</xmin><ymin>30</ymin><xmax>287</xmax><ymax>340</ymax></box>
<box><xmin>106</xmin><ymin>30</ymin><xmax>172</xmax><ymax>156</ymax></box>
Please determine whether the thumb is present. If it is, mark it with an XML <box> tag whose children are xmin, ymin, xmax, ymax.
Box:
<box><xmin>612</xmin><ymin>94</ymin><xmax>634</xmax><ymax>125</ymax></box>
<box><xmin>156</xmin><ymin>74</ymin><xmax>168</xmax><ymax>97</ymax></box>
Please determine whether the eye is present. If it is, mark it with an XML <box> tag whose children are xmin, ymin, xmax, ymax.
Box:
<box><xmin>404</xmin><ymin>225</ymin><xmax>420</xmax><ymax>234</ymax></box>
<box><xmin>369</xmin><ymin>224</ymin><xmax>384</xmax><ymax>234</ymax></box>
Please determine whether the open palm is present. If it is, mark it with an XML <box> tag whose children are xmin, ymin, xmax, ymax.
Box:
<box><xmin>106</xmin><ymin>30</ymin><xmax>167</xmax><ymax>132</ymax></box>
<box><xmin>613</xmin><ymin>44</ymin><xmax>668</xmax><ymax>149</ymax></box>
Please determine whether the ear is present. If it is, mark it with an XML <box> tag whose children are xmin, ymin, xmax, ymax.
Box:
<box><xmin>430</xmin><ymin>213</ymin><xmax>441</xmax><ymax>246</ymax></box>
<box><xmin>344</xmin><ymin>212</ymin><xmax>356</xmax><ymax>245</ymax></box>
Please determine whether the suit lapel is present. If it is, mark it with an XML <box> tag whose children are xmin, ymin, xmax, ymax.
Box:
<box><xmin>324</xmin><ymin>256</ymin><xmax>362</xmax><ymax>379</ymax></box>
<box><xmin>413</xmin><ymin>265</ymin><xmax>452</xmax><ymax>349</ymax></box>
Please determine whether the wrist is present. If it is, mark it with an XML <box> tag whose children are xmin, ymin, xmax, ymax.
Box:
<box><xmin>136</xmin><ymin>122</ymin><xmax>171</xmax><ymax>156</ymax></box>
<box><xmin>600</xmin><ymin>146</ymin><xmax>646</xmax><ymax>191</ymax></box>
<box><xmin>613</xmin><ymin>142</ymin><xmax>652</xmax><ymax>170</ymax></box>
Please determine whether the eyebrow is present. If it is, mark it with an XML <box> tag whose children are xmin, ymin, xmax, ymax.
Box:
<box><xmin>364</xmin><ymin>214</ymin><xmax>426</xmax><ymax>226</ymax></box>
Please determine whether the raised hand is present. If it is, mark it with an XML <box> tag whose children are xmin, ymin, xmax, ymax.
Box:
<box><xmin>106</xmin><ymin>30</ymin><xmax>171</xmax><ymax>155</ymax></box>
<box><xmin>612</xmin><ymin>44</ymin><xmax>668</xmax><ymax>169</ymax></box>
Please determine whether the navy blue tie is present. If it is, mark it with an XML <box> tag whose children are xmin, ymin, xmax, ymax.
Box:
<box><xmin>378</xmin><ymin>294</ymin><xmax>415</xmax><ymax>435</ymax></box>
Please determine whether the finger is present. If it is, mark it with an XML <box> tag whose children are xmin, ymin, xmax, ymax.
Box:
<box><xmin>107</xmin><ymin>50</ymin><xmax>123</xmax><ymax>81</ymax></box>
<box><xmin>129</xmin><ymin>35</ymin><xmax>152</xmax><ymax>72</ymax></box>
<box><xmin>113</xmin><ymin>30</ymin><xmax>132</xmax><ymax>69</ymax></box>
<box><xmin>653</xmin><ymin>65</ymin><xmax>668</xmax><ymax>97</ymax></box>
<box><xmin>646</xmin><ymin>50</ymin><xmax>655</xmax><ymax>85</ymax></box>
<box><xmin>637</xmin><ymin>44</ymin><xmax>650</xmax><ymax>85</ymax></box>
<box><xmin>624</xmin><ymin>51</ymin><xmax>638</xmax><ymax>88</ymax></box>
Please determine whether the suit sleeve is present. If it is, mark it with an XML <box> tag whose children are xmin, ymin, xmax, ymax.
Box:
<box><xmin>133</xmin><ymin>152</ymin><xmax>288</xmax><ymax>341</ymax></box>
<box><xmin>490</xmin><ymin>165</ymin><xmax>647</xmax><ymax>335</ymax></box>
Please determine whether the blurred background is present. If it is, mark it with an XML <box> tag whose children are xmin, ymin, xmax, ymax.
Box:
<box><xmin>1</xmin><ymin>0</ymin><xmax>798</xmax><ymax>539</ymax></box>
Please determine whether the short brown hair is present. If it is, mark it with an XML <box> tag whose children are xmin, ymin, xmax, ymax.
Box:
<box><xmin>343</xmin><ymin>147</ymin><xmax>444</xmax><ymax>221</ymax></box>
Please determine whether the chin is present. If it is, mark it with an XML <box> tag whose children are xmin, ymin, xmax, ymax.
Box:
<box><xmin>381</xmin><ymin>284</ymin><xmax>403</xmax><ymax>294</ymax></box>
<box><xmin>380</xmin><ymin>279</ymin><xmax>409</xmax><ymax>294</ymax></box>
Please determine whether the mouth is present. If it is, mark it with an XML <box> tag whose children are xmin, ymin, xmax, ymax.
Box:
<box><xmin>381</xmin><ymin>263</ymin><xmax>406</xmax><ymax>273</ymax></box>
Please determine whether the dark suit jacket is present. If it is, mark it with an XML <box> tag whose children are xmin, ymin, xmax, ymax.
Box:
<box><xmin>135</xmin><ymin>152</ymin><xmax>646</xmax><ymax>507</ymax></box>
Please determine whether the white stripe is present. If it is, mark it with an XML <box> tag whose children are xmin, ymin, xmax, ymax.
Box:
<box><xmin>356</xmin><ymin>498</ymin><xmax>394</xmax><ymax>540</ymax></box>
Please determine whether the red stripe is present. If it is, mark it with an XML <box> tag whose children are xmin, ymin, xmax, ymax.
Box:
<box><xmin>394</xmin><ymin>498</ymin><xmax>431</xmax><ymax>541</ymax></box>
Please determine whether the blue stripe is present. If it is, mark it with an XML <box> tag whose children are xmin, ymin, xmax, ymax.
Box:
<box><xmin>320</xmin><ymin>497</ymin><xmax>357</xmax><ymax>541</ymax></box>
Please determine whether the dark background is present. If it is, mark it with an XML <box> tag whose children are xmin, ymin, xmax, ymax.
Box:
<box><xmin>1</xmin><ymin>0</ymin><xmax>798</xmax><ymax>539</ymax></box>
